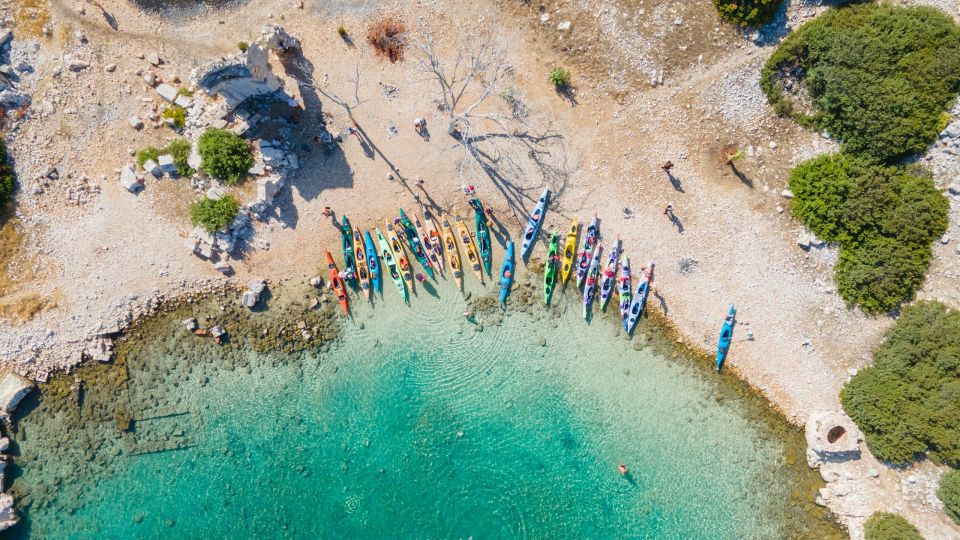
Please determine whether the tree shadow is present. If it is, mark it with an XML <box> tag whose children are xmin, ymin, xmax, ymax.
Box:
<box><xmin>555</xmin><ymin>85</ymin><xmax>578</xmax><ymax>107</ymax></box>
<box><xmin>729</xmin><ymin>163</ymin><xmax>754</xmax><ymax>189</ymax></box>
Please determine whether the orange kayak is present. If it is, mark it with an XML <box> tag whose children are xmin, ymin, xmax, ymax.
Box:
<box><xmin>326</xmin><ymin>251</ymin><xmax>349</xmax><ymax>315</ymax></box>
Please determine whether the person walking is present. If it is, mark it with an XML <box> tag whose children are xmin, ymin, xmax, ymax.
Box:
<box><xmin>661</xmin><ymin>161</ymin><xmax>674</xmax><ymax>172</ymax></box>
<box><xmin>664</xmin><ymin>203</ymin><xmax>675</xmax><ymax>219</ymax></box>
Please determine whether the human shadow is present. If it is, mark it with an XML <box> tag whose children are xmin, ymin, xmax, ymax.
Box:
<box><xmin>420</xmin><ymin>279</ymin><xmax>440</xmax><ymax>299</ymax></box>
<box><xmin>417</xmin><ymin>126</ymin><xmax>431</xmax><ymax>141</ymax></box>
<box><xmin>666</xmin><ymin>172</ymin><xmax>684</xmax><ymax>193</ymax></box>
<box><xmin>654</xmin><ymin>290</ymin><xmax>668</xmax><ymax>315</ymax></box>
<box><xmin>669</xmin><ymin>215</ymin><xmax>684</xmax><ymax>234</ymax></box>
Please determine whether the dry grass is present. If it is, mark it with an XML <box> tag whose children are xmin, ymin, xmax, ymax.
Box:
<box><xmin>13</xmin><ymin>0</ymin><xmax>51</xmax><ymax>38</ymax></box>
<box><xmin>0</xmin><ymin>292</ymin><xmax>56</xmax><ymax>323</ymax></box>
<box><xmin>0</xmin><ymin>218</ymin><xmax>53</xmax><ymax>323</ymax></box>
<box><xmin>366</xmin><ymin>19</ymin><xmax>406</xmax><ymax>63</ymax></box>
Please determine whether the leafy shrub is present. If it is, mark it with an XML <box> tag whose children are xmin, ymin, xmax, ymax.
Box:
<box><xmin>198</xmin><ymin>128</ymin><xmax>252</xmax><ymax>184</ymax></box>
<box><xmin>137</xmin><ymin>140</ymin><xmax>194</xmax><ymax>177</ymax></box>
<box><xmin>713</xmin><ymin>0</ymin><xmax>783</xmax><ymax>27</ymax></box>
<box><xmin>176</xmin><ymin>88</ymin><xmax>194</xmax><ymax>98</ymax></box>
<box><xmin>841</xmin><ymin>301</ymin><xmax>960</xmax><ymax>465</ymax></box>
<box><xmin>162</xmin><ymin>106</ymin><xmax>186</xmax><ymax>129</ymax></box>
<box><xmin>190</xmin><ymin>195</ymin><xmax>239</xmax><ymax>233</ymax></box>
<box><xmin>0</xmin><ymin>141</ymin><xmax>14</xmax><ymax>212</ymax></box>
<box><xmin>237</xmin><ymin>41</ymin><xmax>249</xmax><ymax>52</ymax></box>
<box><xmin>864</xmin><ymin>512</ymin><xmax>922</xmax><ymax>540</ymax></box>
<box><xmin>789</xmin><ymin>153</ymin><xmax>947</xmax><ymax>313</ymax></box>
<box><xmin>761</xmin><ymin>4</ymin><xmax>960</xmax><ymax>161</ymax></box>
<box><xmin>337</xmin><ymin>25</ymin><xmax>348</xmax><ymax>39</ymax></box>
<box><xmin>940</xmin><ymin>469</ymin><xmax>960</xmax><ymax>524</ymax></box>
<box><xmin>367</xmin><ymin>19</ymin><xmax>406</xmax><ymax>63</ymax></box>
<box><xmin>549</xmin><ymin>67</ymin><xmax>571</xmax><ymax>90</ymax></box>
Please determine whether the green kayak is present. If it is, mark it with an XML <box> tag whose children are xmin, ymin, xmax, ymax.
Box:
<box><xmin>544</xmin><ymin>231</ymin><xmax>560</xmax><ymax>305</ymax></box>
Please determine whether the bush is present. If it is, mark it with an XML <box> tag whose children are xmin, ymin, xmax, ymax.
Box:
<box><xmin>198</xmin><ymin>128</ymin><xmax>252</xmax><ymax>184</ymax></box>
<box><xmin>864</xmin><ymin>512</ymin><xmax>922</xmax><ymax>540</ymax></box>
<box><xmin>841</xmin><ymin>301</ymin><xmax>960</xmax><ymax>465</ymax></box>
<box><xmin>136</xmin><ymin>140</ymin><xmax>194</xmax><ymax>177</ymax></box>
<box><xmin>789</xmin><ymin>153</ymin><xmax>947</xmax><ymax>313</ymax></box>
<box><xmin>549</xmin><ymin>67</ymin><xmax>571</xmax><ymax>90</ymax></box>
<box><xmin>162</xmin><ymin>106</ymin><xmax>186</xmax><ymax>129</ymax></box>
<box><xmin>940</xmin><ymin>469</ymin><xmax>960</xmax><ymax>525</ymax></box>
<box><xmin>713</xmin><ymin>0</ymin><xmax>783</xmax><ymax>27</ymax></box>
<box><xmin>761</xmin><ymin>4</ymin><xmax>960</xmax><ymax>161</ymax></box>
<box><xmin>237</xmin><ymin>41</ymin><xmax>249</xmax><ymax>52</ymax></box>
<box><xmin>0</xmin><ymin>141</ymin><xmax>14</xmax><ymax>212</ymax></box>
<box><xmin>367</xmin><ymin>19</ymin><xmax>406</xmax><ymax>63</ymax></box>
<box><xmin>337</xmin><ymin>25</ymin><xmax>348</xmax><ymax>39</ymax></box>
<box><xmin>190</xmin><ymin>195</ymin><xmax>239</xmax><ymax>233</ymax></box>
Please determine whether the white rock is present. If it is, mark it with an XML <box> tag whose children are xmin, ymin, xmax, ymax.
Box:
<box><xmin>0</xmin><ymin>492</ymin><xmax>17</xmax><ymax>531</ymax></box>
<box><xmin>142</xmin><ymin>71</ymin><xmax>156</xmax><ymax>86</ymax></box>
<box><xmin>206</xmin><ymin>186</ymin><xmax>225</xmax><ymax>200</ymax></box>
<box><xmin>948</xmin><ymin>182</ymin><xmax>960</xmax><ymax>195</ymax></box>
<box><xmin>248</xmin><ymin>278</ymin><xmax>267</xmax><ymax>295</ymax></box>
<box><xmin>213</xmin><ymin>261</ymin><xmax>233</xmax><ymax>275</ymax></box>
<box><xmin>155</xmin><ymin>83</ymin><xmax>177</xmax><ymax>103</ymax></box>
<box><xmin>781</xmin><ymin>189</ymin><xmax>793</xmax><ymax>199</ymax></box>
<box><xmin>540</xmin><ymin>13</ymin><xmax>549</xmax><ymax>22</ymax></box>
<box><xmin>143</xmin><ymin>159</ymin><xmax>161</xmax><ymax>176</ymax></box>
<box><xmin>158</xmin><ymin>154</ymin><xmax>175</xmax><ymax>173</ymax></box>
<box><xmin>241</xmin><ymin>290</ymin><xmax>258</xmax><ymax>308</ymax></box>
<box><xmin>182</xmin><ymin>318</ymin><xmax>198</xmax><ymax>331</ymax></box>
<box><xmin>128</xmin><ymin>117</ymin><xmax>144</xmax><ymax>130</ymax></box>
<box><xmin>174</xmin><ymin>94</ymin><xmax>191</xmax><ymax>108</ymax></box>
<box><xmin>0</xmin><ymin>373</ymin><xmax>34</xmax><ymax>415</ymax></box>
<box><xmin>768</xmin><ymin>141</ymin><xmax>778</xmax><ymax>149</ymax></box>
<box><xmin>868</xmin><ymin>468</ymin><xmax>879</xmax><ymax>478</ymax></box>
<box><xmin>146</xmin><ymin>52</ymin><xmax>161</xmax><ymax>66</ymax></box>
<box><xmin>119</xmin><ymin>165</ymin><xmax>142</xmax><ymax>192</ymax></box>
<box><xmin>557</xmin><ymin>21</ymin><xmax>571</xmax><ymax>31</ymax></box>
<box><xmin>104</xmin><ymin>63</ymin><xmax>117</xmax><ymax>73</ymax></box>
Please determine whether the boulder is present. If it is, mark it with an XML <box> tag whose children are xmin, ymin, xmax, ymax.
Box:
<box><xmin>256</xmin><ymin>178</ymin><xmax>279</xmax><ymax>204</ymax></box>
<box><xmin>128</xmin><ymin>117</ymin><xmax>144</xmax><ymax>130</ymax></box>
<box><xmin>248</xmin><ymin>278</ymin><xmax>267</xmax><ymax>295</ymax></box>
<box><xmin>805</xmin><ymin>411</ymin><xmax>862</xmax><ymax>467</ymax></box>
<box><xmin>83</xmin><ymin>338</ymin><xmax>113</xmax><ymax>363</ymax></box>
<box><xmin>241</xmin><ymin>290</ymin><xmax>258</xmax><ymax>308</ymax></box>
<box><xmin>174</xmin><ymin>94</ymin><xmax>192</xmax><ymax>108</ymax></box>
<box><xmin>143</xmin><ymin>159</ymin><xmax>161</xmax><ymax>176</ymax></box>
<box><xmin>119</xmin><ymin>165</ymin><xmax>142</xmax><ymax>192</ymax></box>
<box><xmin>146</xmin><ymin>52</ymin><xmax>161</xmax><ymax>66</ymax></box>
<box><xmin>182</xmin><ymin>318</ymin><xmax>198</xmax><ymax>331</ymax></box>
<box><xmin>213</xmin><ymin>261</ymin><xmax>233</xmax><ymax>275</ymax></box>
<box><xmin>183</xmin><ymin>237</ymin><xmax>200</xmax><ymax>254</ymax></box>
<box><xmin>948</xmin><ymin>182</ymin><xmax>960</xmax><ymax>196</ymax></box>
<box><xmin>0</xmin><ymin>492</ymin><xmax>16</xmax><ymax>531</ymax></box>
<box><xmin>157</xmin><ymin>154</ymin><xmax>175</xmax><ymax>173</ymax></box>
<box><xmin>155</xmin><ymin>83</ymin><xmax>178</xmax><ymax>103</ymax></box>
<box><xmin>206</xmin><ymin>186</ymin><xmax>225</xmax><ymax>200</ymax></box>
<box><xmin>0</xmin><ymin>373</ymin><xmax>34</xmax><ymax>415</ymax></box>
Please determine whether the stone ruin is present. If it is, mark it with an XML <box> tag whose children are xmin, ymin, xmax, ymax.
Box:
<box><xmin>806</xmin><ymin>410</ymin><xmax>863</xmax><ymax>467</ymax></box>
<box><xmin>0</xmin><ymin>373</ymin><xmax>34</xmax><ymax>531</ymax></box>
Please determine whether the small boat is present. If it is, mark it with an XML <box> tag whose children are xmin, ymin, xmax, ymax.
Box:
<box><xmin>352</xmin><ymin>228</ymin><xmax>372</xmax><ymax>301</ymax></box>
<box><xmin>560</xmin><ymin>217</ymin><xmax>579</xmax><ymax>287</ymax></box>
<box><xmin>499</xmin><ymin>240</ymin><xmax>515</xmax><ymax>306</ymax></box>
<box><xmin>455</xmin><ymin>212</ymin><xmax>484</xmax><ymax>283</ymax></box>
<box><xmin>716</xmin><ymin>305</ymin><xmax>736</xmax><ymax>371</ymax></box>
<box><xmin>624</xmin><ymin>262</ymin><xmax>654</xmax><ymax>335</ymax></box>
<box><xmin>471</xmin><ymin>197</ymin><xmax>493</xmax><ymax>276</ymax></box>
<box><xmin>386</xmin><ymin>220</ymin><xmax>415</xmax><ymax>292</ymax></box>
<box><xmin>576</xmin><ymin>216</ymin><xmax>600</xmax><ymax>289</ymax></box>
<box><xmin>520</xmin><ymin>187</ymin><xmax>550</xmax><ymax>259</ymax></box>
<box><xmin>413</xmin><ymin>211</ymin><xmax>443</xmax><ymax>277</ymax></box>
<box><xmin>582</xmin><ymin>242</ymin><xmax>603</xmax><ymax>319</ymax></box>
<box><xmin>325</xmin><ymin>251</ymin><xmax>349</xmax><ymax>315</ymax></box>
<box><xmin>599</xmin><ymin>236</ymin><xmax>622</xmax><ymax>312</ymax></box>
<box><xmin>441</xmin><ymin>215</ymin><xmax>464</xmax><ymax>291</ymax></box>
<box><xmin>340</xmin><ymin>216</ymin><xmax>357</xmax><ymax>286</ymax></box>
<box><xmin>375</xmin><ymin>227</ymin><xmax>408</xmax><ymax>302</ymax></box>
<box><xmin>364</xmin><ymin>230</ymin><xmax>382</xmax><ymax>295</ymax></box>
<box><xmin>398</xmin><ymin>209</ymin><xmax>435</xmax><ymax>278</ymax></box>
<box><xmin>543</xmin><ymin>231</ymin><xmax>560</xmax><ymax>305</ymax></box>
<box><xmin>618</xmin><ymin>257</ymin><xmax>632</xmax><ymax>323</ymax></box>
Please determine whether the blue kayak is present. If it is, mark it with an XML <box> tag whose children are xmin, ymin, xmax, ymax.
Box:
<box><xmin>364</xmin><ymin>230</ymin><xmax>382</xmax><ymax>296</ymax></box>
<box><xmin>499</xmin><ymin>240</ymin><xmax>515</xmax><ymax>306</ymax></box>
<box><xmin>716</xmin><ymin>305</ymin><xmax>736</xmax><ymax>371</ymax></box>
<box><xmin>520</xmin><ymin>187</ymin><xmax>550</xmax><ymax>259</ymax></box>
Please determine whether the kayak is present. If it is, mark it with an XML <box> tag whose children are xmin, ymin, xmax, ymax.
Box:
<box><xmin>560</xmin><ymin>217</ymin><xmax>578</xmax><ymax>287</ymax></box>
<box><xmin>385</xmin><ymin>220</ymin><xmax>415</xmax><ymax>292</ymax></box>
<box><xmin>520</xmin><ymin>187</ymin><xmax>550</xmax><ymax>259</ymax></box>
<box><xmin>716</xmin><ymin>305</ymin><xmax>736</xmax><ymax>371</ymax></box>
<box><xmin>544</xmin><ymin>231</ymin><xmax>560</xmax><ymax>305</ymax></box>
<box><xmin>422</xmin><ymin>209</ymin><xmax>445</xmax><ymax>267</ymax></box>
<box><xmin>576</xmin><ymin>216</ymin><xmax>600</xmax><ymax>289</ymax></box>
<box><xmin>352</xmin><ymin>227</ymin><xmax>372</xmax><ymax>301</ymax></box>
<box><xmin>624</xmin><ymin>262</ymin><xmax>654</xmax><ymax>335</ymax></box>
<box><xmin>363</xmin><ymin>230</ymin><xmax>382</xmax><ymax>296</ymax></box>
<box><xmin>375</xmin><ymin>227</ymin><xmax>408</xmax><ymax>302</ymax></box>
<box><xmin>455</xmin><ymin>213</ymin><xmax>484</xmax><ymax>283</ymax></box>
<box><xmin>413</xmin><ymin>211</ymin><xmax>443</xmax><ymax>277</ymax></box>
<box><xmin>398</xmin><ymin>209</ymin><xmax>435</xmax><ymax>278</ymax></box>
<box><xmin>340</xmin><ymin>215</ymin><xmax>357</xmax><ymax>286</ymax></box>
<box><xmin>599</xmin><ymin>236</ymin><xmax>622</xmax><ymax>312</ymax></box>
<box><xmin>441</xmin><ymin>215</ymin><xmax>464</xmax><ymax>291</ymax></box>
<box><xmin>618</xmin><ymin>257</ymin><xmax>632</xmax><ymax>323</ymax></box>
<box><xmin>582</xmin><ymin>242</ymin><xmax>603</xmax><ymax>319</ymax></box>
<box><xmin>325</xmin><ymin>251</ymin><xmax>349</xmax><ymax>315</ymax></box>
<box><xmin>471</xmin><ymin>197</ymin><xmax>493</xmax><ymax>276</ymax></box>
<box><xmin>499</xmin><ymin>240</ymin><xmax>515</xmax><ymax>306</ymax></box>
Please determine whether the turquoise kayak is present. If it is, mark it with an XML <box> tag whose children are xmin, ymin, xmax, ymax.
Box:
<box><xmin>716</xmin><ymin>305</ymin><xmax>736</xmax><ymax>371</ymax></box>
<box><xmin>398</xmin><ymin>209</ymin><xmax>435</xmax><ymax>279</ymax></box>
<box><xmin>499</xmin><ymin>240</ymin><xmax>515</xmax><ymax>306</ymax></box>
<box><xmin>471</xmin><ymin>197</ymin><xmax>493</xmax><ymax>276</ymax></box>
<box><xmin>364</xmin><ymin>230</ymin><xmax>382</xmax><ymax>296</ymax></box>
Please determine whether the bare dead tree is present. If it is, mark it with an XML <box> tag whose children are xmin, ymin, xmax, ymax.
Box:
<box><xmin>412</xmin><ymin>30</ymin><xmax>572</xmax><ymax>217</ymax></box>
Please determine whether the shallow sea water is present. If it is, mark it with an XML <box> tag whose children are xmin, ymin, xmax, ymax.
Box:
<box><xmin>6</xmin><ymin>274</ymin><xmax>842</xmax><ymax>539</ymax></box>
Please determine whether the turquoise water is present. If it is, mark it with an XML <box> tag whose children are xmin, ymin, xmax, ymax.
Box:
<box><xmin>6</xmin><ymin>277</ymin><xmax>839</xmax><ymax>539</ymax></box>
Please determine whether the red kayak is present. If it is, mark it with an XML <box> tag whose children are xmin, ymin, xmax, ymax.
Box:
<box><xmin>326</xmin><ymin>251</ymin><xmax>349</xmax><ymax>315</ymax></box>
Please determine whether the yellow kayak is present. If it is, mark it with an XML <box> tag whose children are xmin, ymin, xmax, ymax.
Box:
<box><xmin>561</xmin><ymin>217</ymin><xmax>579</xmax><ymax>286</ymax></box>
<box><xmin>441</xmin><ymin>215</ymin><xmax>463</xmax><ymax>291</ymax></box>
<box><xmin>385</xmin><ymin>220</ymin><xmax>415</xmax><ymax>293</ymax></box>
<box><xmin>352</xmin><ymin>227</ymin><xmax>372</xmax><ymax>301</ymax></box>
<box><xmin>455</xmin><ymin>212</ymin><xmax>484</xmax><ymax>283</ymax></box>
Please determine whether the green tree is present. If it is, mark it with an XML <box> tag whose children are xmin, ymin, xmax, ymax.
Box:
<box><xmin>198</xmin><ymin>128</ymin><xmax>253</xmax><ymax>184</ymax></box>
<box><xmin>713</xmin><ymin>0</ymin><xmax>783</xmax><ymax>27</ymax></box>
<box><xmin>190</xmin><ymin>195</ymin><xmax>240</xmax><ymax>233</ymax></box>
<box><xmin>835</xmin><ymin>239</ymin><xmax>931</xmax><ymax>316</ymax></box>
<box><xmin>762</xmin><ymin>4</ymin><xmax>960</xmax><ymax>161</ymax></box>
<box><xmin>842</xmin><ymin>301</ymin><xmax>960</xmax><ymax>465</ymax></box>
<box><xmin>0</xmin><ymin>141</ymin><xmax>14</xmax><ymax>213</ymax></box>
<box><xmin>864</xmin><ymin>512</ymin><xmax>923</xmax><ymax>540</ymax></box>
<box><xmin>939</xmin><ymin>469</ymin><xmax>960</xmax><ymax>525</ymax></box>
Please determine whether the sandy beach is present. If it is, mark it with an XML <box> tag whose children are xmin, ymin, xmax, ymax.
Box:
<box><xmin>2</xmin><ymin>0</ymin><xmax>960</xmax><ymax>537</ymax></box>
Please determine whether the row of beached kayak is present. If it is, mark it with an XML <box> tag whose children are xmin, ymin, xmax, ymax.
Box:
<box><xmin>323</xmin><ymin>185</ymin><xmax>735</xmax><ymax>371</ymax></box>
